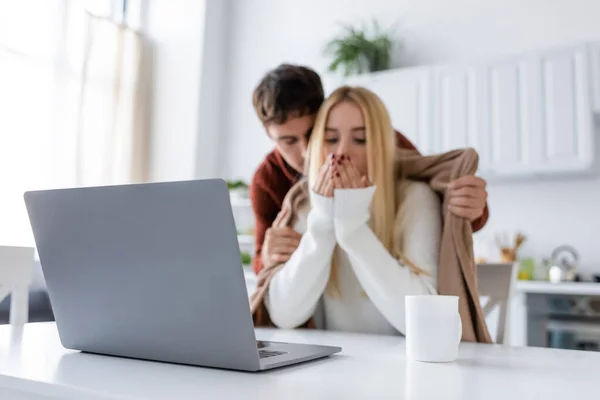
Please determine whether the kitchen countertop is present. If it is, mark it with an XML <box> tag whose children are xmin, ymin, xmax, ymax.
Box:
<box><xmin>515</xmin><ymin>280</ymin><xmax>600</xmax><ymax>296</ymax></box>
<box><xmin>246</xmin><ymin>269</ymin><xmax>600</xmax><ymax>296</ymax></box>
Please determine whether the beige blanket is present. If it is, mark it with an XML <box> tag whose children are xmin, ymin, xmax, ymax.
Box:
<box><xmin>250</xmin><ymin>148</ymin><xmax>493</xmax><ymax>343</ymax></box>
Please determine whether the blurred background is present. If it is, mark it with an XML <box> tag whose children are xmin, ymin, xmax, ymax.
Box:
<box><xmin>2</xmin><ymin>0</ymin><xmax>600</xmax><ymax>350</ymax></box>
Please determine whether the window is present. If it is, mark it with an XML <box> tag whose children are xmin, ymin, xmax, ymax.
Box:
<box><xmin>0</xmin><ymin>0</ymin><xmax>144</xmax><ymax>246</ymax></box>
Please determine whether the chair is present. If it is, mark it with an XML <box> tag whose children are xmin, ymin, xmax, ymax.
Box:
<box><xmin>0</xmin><ymin>246</ymin><xmax>35</xmax><ymax>325</ymax></box>
<box><xmin>477</xmin><ymin>262</ymin><xmax>518</xmax><ymax>345</ymax></box>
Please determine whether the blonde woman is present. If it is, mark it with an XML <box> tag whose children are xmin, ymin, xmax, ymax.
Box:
<box><xmin>262</xmin><ymin>86</ymin><xmax>442</xmax><ymax>335</ymax></box>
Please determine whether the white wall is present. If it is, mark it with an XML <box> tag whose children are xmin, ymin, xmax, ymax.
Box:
<box><xmin>143</xmin><ymin>0</ymin><xmax>206</xmax><ymax>182</ymax></box>
<box><xmin>222</xmin><ymin>0</ymin><xmax>600</xmax><ymax>273</ymax></box>
<box><xmin>194</xmin><ymin>0</ymin><xmax>232</xmax><ymax>179</ymax></box>
<box><xmin>144</xmin><ymin>0</ymin><xmax>230</xmax><ymax>181</ymax></box>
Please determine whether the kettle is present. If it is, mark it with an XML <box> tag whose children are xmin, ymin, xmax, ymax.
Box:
<box><xmin>548</xmin><ymin>245</ymin><xmax>579</xmax><ymax>283</ymax></box>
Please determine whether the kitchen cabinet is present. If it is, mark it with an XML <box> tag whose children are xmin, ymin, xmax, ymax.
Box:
<box><xmin>345</xmin><ymin>67</ymin><xmax>435</xmax><ymax>155</ymax></box>
<box><xmin>343</xmin><ymin>42</ymin><xmax>599</xmax><ymax>180</ymax></box>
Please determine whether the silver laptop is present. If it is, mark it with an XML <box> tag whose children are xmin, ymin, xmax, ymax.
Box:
<box><xmin>24</xmin><ymin>179</ymin><xmax>340</xmax><ymax>371</ymax></box>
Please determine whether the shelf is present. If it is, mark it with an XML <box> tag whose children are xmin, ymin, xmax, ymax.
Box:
<box><xmin>230</xmin><ymin>197</ymin><xmax>252</xmax><ymax>208</ymax></box>
<box><xmin>237</xmin><ymin>235</ymin><xmax>255</xmax><ymax>246</ymax></box>
<box><xmin>516</xmin><ymin>281</ymin><xmax>600</xmax><ymax>296</ymax></box>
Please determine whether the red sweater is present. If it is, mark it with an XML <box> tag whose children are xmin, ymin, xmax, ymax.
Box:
<box><xmin>250</xmin><ymin>133</ymin><xmax>489</xmax><ymax>274</ymax></box>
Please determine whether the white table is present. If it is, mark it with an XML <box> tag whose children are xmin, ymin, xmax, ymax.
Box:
<box><xmin>0</xmin><ymin>322</ymin><xmax>596</xmax><ymax>399</ymax></box>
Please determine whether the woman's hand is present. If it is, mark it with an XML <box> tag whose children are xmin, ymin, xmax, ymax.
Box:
<box><xmin>312</xmin><ymin>154</ymin><xmax>335</xmax><ymax>197</ymax></box>
<box><xmin>334</xmin><ymin>155</ymin><xmax>369</xmax><ymax>189</ymax></box>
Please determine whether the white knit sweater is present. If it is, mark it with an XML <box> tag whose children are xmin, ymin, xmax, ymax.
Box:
<box><xmin>264</xmin><ymin>181</ymin><xmax>442</xmax><ymax>335</ymax></box>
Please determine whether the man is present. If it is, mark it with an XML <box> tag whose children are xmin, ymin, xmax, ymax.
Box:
<box><xmin>250</xmin><ymin>64</ymin><xmax>489</xmax><ymax>274</ymax></box>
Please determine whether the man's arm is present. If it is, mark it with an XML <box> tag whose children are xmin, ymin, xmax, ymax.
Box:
<box><xmin>396</xmin><ymin>130</ymin><xmax>489</xmax><ymax>232</ymax></box>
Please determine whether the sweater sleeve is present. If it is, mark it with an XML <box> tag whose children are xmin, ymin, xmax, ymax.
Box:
<box><xmin>264</xmin><ymin>192</ymin><xmax>336</xmax><ymax>329</ymax></box>
<box><xmin>471</xmin><ymin>204</ymin><xmax>489</xmax><ymax>233</ymax></box>
<box><xmin>333</xmin><ymin>183</ymin><xmax>441</xmax><ymax>335</ymax></box>
<box><xmin>396</xmin><ymin>130</ymin><xmax>418</xmax><ymax>151</ymax></box>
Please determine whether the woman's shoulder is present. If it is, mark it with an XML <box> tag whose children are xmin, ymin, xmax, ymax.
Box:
<box><xmin>395</xmin><ymin>180</ymin><xmax>442</xmax><ymax>227</ymax></box>
<box><xmin>394</xmin><ymin>180</ymin><xmax>442</xmax><ymax>239</ymax></box>
<box><xmin>399</xmin><ymin>180</ymin><xmax>440</xmax><ymax>208</ymax></box>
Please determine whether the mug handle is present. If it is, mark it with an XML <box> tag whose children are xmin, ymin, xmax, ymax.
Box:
<box><xmin>457</xmin><ymin>314</ymin><xmax>463</xmax><ymax>344</ymax></box>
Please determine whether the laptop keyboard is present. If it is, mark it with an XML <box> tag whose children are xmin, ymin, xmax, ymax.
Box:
<box><xmin>259</xmin><ymin>350</ymin><xmax>287</xmax><ymax>359</ymax></box>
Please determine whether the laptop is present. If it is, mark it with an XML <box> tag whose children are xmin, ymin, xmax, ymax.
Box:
<box><xmin>24</xmin><ymin>179</ymin><xmax>340</xmax><ymax>371</ymax></box>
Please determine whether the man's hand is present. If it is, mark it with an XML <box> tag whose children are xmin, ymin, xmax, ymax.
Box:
<box><xmin>261</xmin><ymin>208</ymin><xmax>302</xmax><ymax>269</ymax></box>
<box><xmin>447</xmin><ymin>176</ymin><xmax>488</xmax><ymax>222</ymax></box>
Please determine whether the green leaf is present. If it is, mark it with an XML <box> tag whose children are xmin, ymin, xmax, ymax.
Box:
<box><xmin>227</xmin><ymin>180</ymin><xmax>248</xmax><ymax>190</ymax></box>
<box><xmin>241</xmin><ymin>252</ymin><xmax>252</xmax><ymax>265</ymax></box>
<box><xmin>323</xmin><ymin>19</ymin><xmax>394</xmax><ymax>77</ymax></box>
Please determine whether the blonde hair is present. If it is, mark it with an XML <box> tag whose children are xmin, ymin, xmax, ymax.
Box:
<box><xmin>306</xmin><ymin>86</ymin><xmax>426</xmax><ymax>294</ymax></box>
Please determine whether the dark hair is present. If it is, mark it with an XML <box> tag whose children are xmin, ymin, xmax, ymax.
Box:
<box><xmin>252</xmin><ymin>64</ymin><xmax>325</xmax><ymax>125</ymax></box>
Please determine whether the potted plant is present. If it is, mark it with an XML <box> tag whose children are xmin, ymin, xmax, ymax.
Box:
<box><xmin>240</xmin><ymin>251</ymin><xmax>252</xmax><ymax>267</ymax></box>
<box><xmin>324</xmin><ymin>19</ymin><xmax>395</xmax><ymax>77</ymax></box>
<box><xmin>227</xmin><ymin>179</ymin><xmax>249</xmax><ymax>199</ymax></box>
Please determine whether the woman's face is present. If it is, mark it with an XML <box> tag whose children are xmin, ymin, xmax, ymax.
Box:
<box><xmin>322</xmin><ymin>100</ymin><xmax>368</xmax><ymax>177</ymax></box>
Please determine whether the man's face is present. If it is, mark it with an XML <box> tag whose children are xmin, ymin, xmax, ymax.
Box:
<box><xmin>266</xmin><ymin>114</ymin><xmax>315</xmax><ymax>174</ymax></box>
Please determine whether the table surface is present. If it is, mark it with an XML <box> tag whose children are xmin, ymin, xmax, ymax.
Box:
<box><xmin>0</xmin><ymin>322</ymin><xmax>596</xmax><ymax>400</ymax></box>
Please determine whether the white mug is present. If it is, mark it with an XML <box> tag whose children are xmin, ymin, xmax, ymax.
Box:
<box><xmin>405</xmin><ymin>295</ymin><xmax>462</xmax><ymax>362</ymax></box>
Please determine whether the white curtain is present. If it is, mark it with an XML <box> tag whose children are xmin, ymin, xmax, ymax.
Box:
<box><xmin>0</xmin><ymin>0</ymin><xmax>149</xmax><ymax>246</ymax></box>
<box><xmin>76</xmin><ymin>12</ymin><xmax>150</xmax><ymax>186</ymax></box>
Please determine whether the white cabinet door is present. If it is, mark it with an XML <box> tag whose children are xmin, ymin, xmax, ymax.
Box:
<box><xmin>345</xmin><ymin>69</ymin><xmax>435</xmax><ymax>154</ymax></box>
<box><xmin>485</xmin><ymin>59</ymin><xmax>535</xmax><ymax>177</ymax></box>
<box><xmin>531</xmin><ymin>45</ymin><xmax>595</xmax><ymax>173</ymax></box>
<box><xmin>433</xmin><ymin>65</ymin><xmax>492</xmax><ymax>174</ymax></box>
<box><xmin>589</xmin><ymin>42</ymin><xmax>600</xmax><ymax>112</ymax></box>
